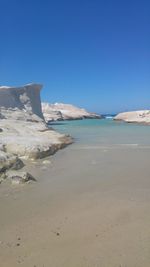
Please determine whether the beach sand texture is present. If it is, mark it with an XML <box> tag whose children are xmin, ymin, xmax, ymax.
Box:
<box><xmin>0</xmin><ymin>119</ymin><xmax>150</xmax><ymax>267</ymax></box>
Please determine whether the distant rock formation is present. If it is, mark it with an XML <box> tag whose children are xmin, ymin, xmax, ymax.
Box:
<box><xmin>114</xmin><ymin>110</ymin><xmax>150</xmax><ymax>124</ymax></box>
<box><xmin>0</xmin><ymin>84</ymin><xmax>72</xmax><ymax>184</ymax></box>
<box><xmin>42</xmin><ymin>102</ymin><xmax>101</xmax><ymax>122</ymax></box>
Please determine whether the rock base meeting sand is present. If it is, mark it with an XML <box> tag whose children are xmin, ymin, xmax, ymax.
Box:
<box><xmin>0</xmin><ymin>83</ymin><xmax>72</xmax><ymax>184</ymax></box>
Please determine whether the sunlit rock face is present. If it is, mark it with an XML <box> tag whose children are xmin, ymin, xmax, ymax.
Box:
<box><xmin>0</xmin><ymin>83</ymin><xmax>44</xmax><ymax>121</ymax></box>
<box><xmin>114</xmin><ymin>110</ymin><xmax>150</xmax><ymax>124</ymax></box>
<box><xmin>0</xmin><ymin>84</ymin><xmax>72</xmax><ymax>159</ymax></box>
<box><xmin>42</xmin><ymin>102</ymin><xmax>102</xmax><ymax>122</ymax></box>
<box><xmin>0</xmin><ymin>84</ymin><xmax>72</xmax><ymax>183</ymax></box>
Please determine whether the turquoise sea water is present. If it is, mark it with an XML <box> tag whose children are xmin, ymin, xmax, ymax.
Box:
<box><xmin>50</xmin><ymin>119</ymin><xmax>150</xmax><ymax>147</ymax></box>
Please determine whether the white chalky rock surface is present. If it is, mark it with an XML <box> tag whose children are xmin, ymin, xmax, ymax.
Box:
<box><xmin>114</xmin><ymin>110</ymin><xmax>150</xmax><ymax>124</ymax></box>
<box><xmin>42</xmin><ymin>102</ymin><xmax>102</xmax><ymax>122</ymax></box>
<box><xmin>0</xmin><ymin>84</ymin><xmax>72</xmax><ymax>182</ymax></box>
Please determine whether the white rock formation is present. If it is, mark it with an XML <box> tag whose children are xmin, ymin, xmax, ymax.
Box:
<box><xmin>0</xmin><ymin>119</ymin><xmax>72</xmax><ymax>159</ymax></box>
<box><xmin>0</xmin><ymin>83</ymin><xmax>44</xmax><ymax>121</ymax></box>
<box><xmin>42</xmin><ymin>109</ymin><xmax>63</xmax><ymax>121</ymax></box>
<box><xmin>114</xmin><ymin>110</ymin><xmax>150</xmax><ymax>124</ymax></box>
<box><xmin>42</xmin><ymin>102</ymin><xmax>101</xmax><ymax>122</ymax></box>
<box><xmin>0</xmin><ymin>84</ymin><xmax>72</xmax><ymax>183</ymax></box>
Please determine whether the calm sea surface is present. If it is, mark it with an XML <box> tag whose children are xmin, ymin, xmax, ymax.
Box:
<box><xmin>50</xmin><ymin>118</ymin><xmax>150</xmax><ymax>147</ymax></box>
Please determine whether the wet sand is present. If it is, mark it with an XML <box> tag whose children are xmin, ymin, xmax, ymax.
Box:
<box><xmin>0</xmin><ymin>139</ymin><xmax>150</xmax><ymax>267</ymax></box>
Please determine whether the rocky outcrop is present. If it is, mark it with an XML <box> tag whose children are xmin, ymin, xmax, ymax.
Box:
<box><xmin>0</xmin><ymin>119</ymin><xmax>72</xmax><ymax>159</ymax></box>
<box><xmin>6</xmin><ymin>171</ymin><xmax>36</xmax><ymax>185</ymax></box>
<box><xmin>0</xmin><ymin>84</ymin><xmax>72</xmax><ymax>184</ymax></box>
<box><xmin>0</xmin><ymin>83</ymin><xmax>44</xmax><ymax>121</ymax></box>
<box><xmin>42</xmin><ymin>109</ymin><xmax>63</xmax><ymax>122</ymax></box>
<box><xmin>0</xmin><ymin>150</ymin><xmax>24</xmax><ymax>183</ymax></box>
<box><xmin>114</xmin><ymin>110</ymin><xmax>150</xmax><ymax>124</ymax></box>
<box><xmin>42</xmin><ymin>102</ymin><xmax>101</xmax><ymax>122</ymax></box>
<box><xmin>0</xmin><ymin>151</ymin><xmax>24</xmax><ymax>173</ymax></box>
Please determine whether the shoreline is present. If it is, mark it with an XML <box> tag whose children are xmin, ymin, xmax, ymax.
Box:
<box><xmin>1</xmin><ymin>120</ymin><xmax>150</xmax><ymax>266</ymax></box>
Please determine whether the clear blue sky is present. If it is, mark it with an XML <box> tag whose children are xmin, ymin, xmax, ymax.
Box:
<box><xmin>0</xmin><ymin>0</ymin><xmax>150</xmax><ymax>113</ymax></box>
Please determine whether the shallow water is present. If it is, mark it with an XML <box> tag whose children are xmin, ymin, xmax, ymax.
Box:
<box><xmin>0</xmin><ymin>119</ymin><xmax>150</xmax><ymax>267</ymax></box>
<box><xmin>51</xmin><ymin>118</ymin><xmax>150</xmax><ymax>146</ymax></box>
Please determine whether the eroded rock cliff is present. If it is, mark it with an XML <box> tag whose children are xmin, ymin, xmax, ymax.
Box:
<box><xmin>42</xmin><ymin>102</ymin><xmax>101</xmax><ymax>122</ymax></box>
<box><xmin>0</xmin><ymin>83</ymin><xmax>44</xmax><ymax>121</ymax></box>
<box><xmin>0</xmin><ymin>84</ymin><xmax>72</xmax><ymax>184</ymax></box>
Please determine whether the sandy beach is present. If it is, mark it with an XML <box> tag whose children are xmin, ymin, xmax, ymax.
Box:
<box><xmin>1</xmin><ymin>0</ymin><xmax>150</xmax><ymax>265</ymax></box>
<box><xmin>0</xmin><ymin>120</ymin><xmax>150</xmax><ymax>267</ymax></box>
